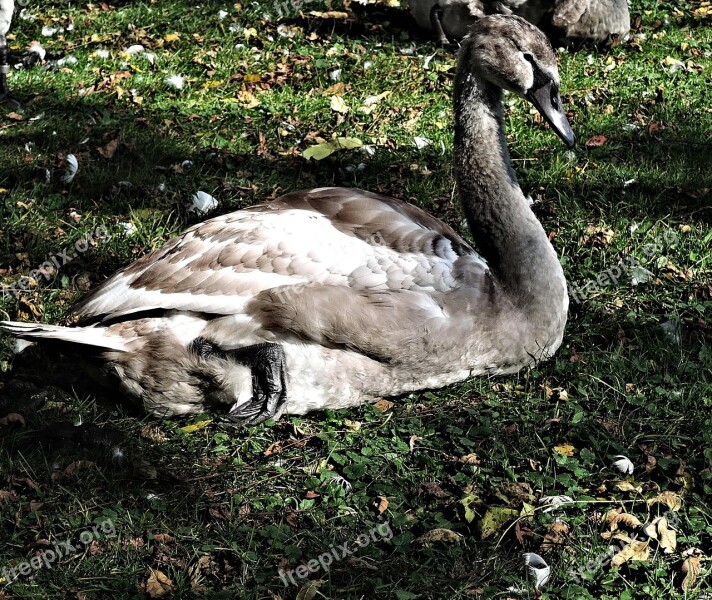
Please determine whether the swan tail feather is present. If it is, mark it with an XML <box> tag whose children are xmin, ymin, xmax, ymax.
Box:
<box><xmin>0</xmin><ymin>321</ymin><xmax>127</xmax><ymax>352</ymax></box>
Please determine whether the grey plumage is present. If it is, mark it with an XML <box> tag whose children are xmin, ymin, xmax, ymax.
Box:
<box><xmin>409</xmin><ymin>0</ymin><xmax>630</xmax><ymax>45</ymax></box>
<box><xmin>2</xmin><ymin>15</ymin><xmax>572</xmax><ymax>421</ymax></box>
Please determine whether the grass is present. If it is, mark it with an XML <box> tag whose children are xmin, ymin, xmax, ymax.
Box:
<box><xmin>0</xmin><ymin>0</ymin><xmax>710</xmax><ymax>598</ymax></box>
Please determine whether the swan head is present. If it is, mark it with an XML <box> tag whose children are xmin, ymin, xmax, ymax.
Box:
<box><xmin>461</xmin><ymin>14</ymin><xmax>575</xmax><ymax>148</ymax></box>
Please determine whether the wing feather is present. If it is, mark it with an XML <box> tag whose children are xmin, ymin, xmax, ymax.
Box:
<box><xmin>71</xmin><ymin>188</ymin><xmax>486</xmax><ymax>324</ymax></box>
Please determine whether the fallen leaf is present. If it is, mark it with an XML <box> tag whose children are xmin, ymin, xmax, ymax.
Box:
<box><xmin>180</xmin><ymin>420</ymin><xmax>212</xmax><ymax>433</ymax></box>
<box><xmin>458</xmin><ymin>453</ymin><xmax>480</xmax><ymax>465</ymax></box>
<box><xmin>375</xmin><ymin>496</ymin><xmax>389</xmax><ymax>514</ymax></box>
<box><xmin>64</xmin><ymin>461</ymin><xmax>97</xmax><ymax>476</ymax></box>
<box><xmin>373</xmin><ymin>399</ymin><xmax>395</xmax><ymax>413</ymax></box>
<box><xmin>263</xmin><ymin>441</ymin><xmax>283</xmax><ymax>457</ymax></box>
<box><xmin>647</xmin><ymin>491</ymin><xmax>682</xmax><ymax>511</ymax></box>
<box><xmin>309</xmin><ymin>10</ymin><xmax>349</xmax><ymax>19</ymax></box>
<box><xmin>477</xmin><ymin>506</ymin><xmax>518</xmax><ymax>540</ymax></box>
<box><xmin>681</xmin><ymin>550</ymin><xmax>702</xmax><ymax>592</ymax></box>
<box><xmin>98</xmin><ymin>138</ymin><xmax>119</xmax><ymax>159</ymax></box>
<box><xmin>145</xmin><ymin>568</ymin><xmax>174</xmax><ymax>598</ymax></box>
<box><xmin>615</xmin><ymin>481</ymin><xmax>641</xmax><ymax>493</ymax></box>
<box><xmin>654</xmin><ymin>516</ymin><xmax>677</xmax><ymax>554</ymax></box>
<box><xmin>408</xmin><ymin>435</ymin><xmax>419</xmax><ymax>452</ymax></box>
<box><xmin>330</xmin><ymin>95</ymin><xmax>349</xmax><ymax>114</ymax></box>
<box><xmin>541</xmin><ymin>520</ymin><xmax>569</xmax><ymax>550</ymax></box>
<box><xmin>153</xmin><ymin>533</ymin><xmax>175</xmax><ymax>544</ymax></box>
<box><xmin>585</xmin><ymin>134</ymin><xmax>607</xmax><ymax>148</ymax></box>
<box><xmin>0</xmin><ymin>413</ymin><xmax>26</xmax><ymax>427</ymax></box>
<box><xmin>302</xmin><ymin>137</ymin><xmax>362</xmax><ymax>161</ymax></box>
<box><xmin>606</xmin><ymin>510</ymin><xmax>643</xmax><ymax>530</ymax></box>
<box><xmin>611</xmin><ymin>539</ymin><xmax>650</xmax><ymax>568</ymax></box>
<box><xmin>416</xmin><ymin>528</ymin><xmax>463</xmax><ymax>544</ymax></box>
<box><xmin>296</xmin><ymin>584</ymin><xmax>319</xmax><ymax>600</ymax></box>
<box><xmin>553</xmin><ymin>444</ymin><xmax>575</xmax><ymax>457</ymax></box>
<box><xmin>344</xmin><ymin>419</ymin><xmax>361</xmax><ymax>432</ymax></box>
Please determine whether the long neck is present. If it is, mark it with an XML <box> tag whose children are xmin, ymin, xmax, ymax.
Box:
<box><xmin>453</xmin><ymin>68</ymin><xmax>568</xmax><ymax>315</ymax></box>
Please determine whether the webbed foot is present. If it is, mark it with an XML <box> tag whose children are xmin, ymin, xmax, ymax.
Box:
<box><xmin>190</xmin><ymin>338</ymin><xmax>288</xmax><ymax>425</ymax></box>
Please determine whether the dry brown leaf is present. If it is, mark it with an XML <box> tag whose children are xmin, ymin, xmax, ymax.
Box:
<box><xmin>458</xmin><ymin>453</ymin><xmax>480</xmax><ymax>465</ymax></box>
<box><xmin>373</xmin><ymin>399</ymin><xmax>395</xmax><ymax>412</ymax></box>
<box><xmin>145</xmin><ymin>568</ymin><xmax>174</xmax><ymax>598</ymax></box>
<box><xmin>309</xmin><ymin>10</ymin><xmax>349</xmax><ymax>19</ymax></box>
<box><xmin>647</xmin><ymin>491</ymin><xmax>682</xmax><ymax>511</ymax></box>
<box><xmin>607</xmin><ymin>510</ymin><xmax>643</xmax><ymax>530</ymax></box>
<box><xmin>614</xmin><ymin>481</ymin><xmax>641</xmax><ymax>493</ymax></box>
<box><xmin>654</xmin><ymin>516</ymin><xmax>677</xmax><ymax>554</ymax></box>
<box><xmin>64</xmin><ymin>461</ymin><xmax>97</xmax><ymax>476</ymax></box>
<box><xmin>98</xmin><ymin>138</ymin><xmax>119</xmax><ymax>159</ymax></box>
<box><xmin>375</xmin><ymin>496</ymin><xmax>389</xmax><ymax>514</ymax></box>
<box><xmin>409</xmin><ymin>435</ymin><xmax>419</xmax><ymax>452</ymax></box>
<box><xmin>585</xmin><ymin>134</ymin><xmax>607</xmax><ymax>148</ymax></box>
<box><xmin>153</xmin><ymin>533</ymin><xmax>175</xmax><ymax>544</ymax></box>
<box><xmin>263</xmin><ymin>441</ymin><xmax>283</xmax><ymax>457</ymax></box>
<box><xmin>681</xmin><ymin>550</ymin><xmax>703</xmax><ymax>592</ymax></box>
<box><xmin>0</xmin><ymin>413</ymin><xmax>26</xmax><ymax>427</ymax></box>
<box><xmin>416</xmin><ymin>528</ymin><xmax>463</xmax><ymax>545</ymax></box>
<box><xmin>541</xmin><ymin>520</ymin><xmax>569</xmax><ymax>550</ymax></box>
<box><xmin>611</xmin><ymin>539</ymin><xmax>650</xmax><ymax>568</ymax></box>
<box><xmin>0</xmin><ymin>490</ymin><xmax>16</xmax><ymax>502</ymax></box>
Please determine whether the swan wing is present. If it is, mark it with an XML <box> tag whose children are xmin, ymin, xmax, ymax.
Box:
<box><xmin>70</xmin><ymin>188</ymin><xmax>487</xmax><ymax>324</ymax></box>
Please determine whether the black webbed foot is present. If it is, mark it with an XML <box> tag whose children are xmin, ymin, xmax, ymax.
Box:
<box><xmin>190</xmin><ymin>338</ymin><xmax>288</xmax><ymax>426</ymax></box>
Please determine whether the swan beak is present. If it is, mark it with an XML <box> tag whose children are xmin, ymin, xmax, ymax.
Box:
<box><xmin>526</xmin><ymin>82</ymin><xmax>575</xmax><ymax>148</ymax></box>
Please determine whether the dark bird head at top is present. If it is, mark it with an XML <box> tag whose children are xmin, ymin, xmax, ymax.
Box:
<box><xmin>460</xmin><ymin>14</ymin><xmax>575</xmax><ymax>148</ymax></box>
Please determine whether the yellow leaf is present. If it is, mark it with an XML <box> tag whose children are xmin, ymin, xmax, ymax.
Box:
<box><xmin>343</xmin><ymin>419</ymin><xmax>361</xmax><ymax>431</ymax></box>
<box><xmin>553</xmin><ymin>444</ymin><xmax>575</xmax><ymax>456</ymax></box>
<box><xmin>164</xmin><ymin>33</ymin><xmax>180</xmax><ymax>42</ymax></box>
<box><xmin>243</xmin><ymin>27</ymin><xmax>257</xmax><ymax>40</ymax></box>
<box><xmin>180</xmin><ymin>420</ymin><xmax>212</xmax><ymax>433</ymax></box>
<box><xmin>244</xmin><ymin>74</ymin><xmax>261</xmax><ymax>83</ymax></box>
<box><xmin>477</xmin><ymin>506</ymin><xmax>518</xmax><ymax>540</ymax></box>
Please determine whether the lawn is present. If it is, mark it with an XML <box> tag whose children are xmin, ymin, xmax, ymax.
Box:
<box><xmin>0</xmin><ymin>0</ymin><xmax>710</xmax><ymax>598</ymax></box>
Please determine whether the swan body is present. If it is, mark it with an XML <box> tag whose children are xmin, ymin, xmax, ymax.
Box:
<box><xmin>2</xmin><ymin>15</ymin><xmax>574</xmax><ymax>423</ymax></box>
<box><xmin>409</xmin><ymin>0</ymin><xmax>630</xmax><ymax>45</ymax></box>
<box><xmin>0</xmin><ymin>0</ymin><xmax>14</xmax><ymax>103</ymax></box>
<box><xmin>0</xmin><ymin>0</ymin><xmax>12</xmax><ymax>37</ymax></box>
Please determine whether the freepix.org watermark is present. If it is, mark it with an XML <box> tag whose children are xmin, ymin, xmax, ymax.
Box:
<box><xmin>1</xmin><ymin>518</ymin><xmax>117</xmax><ymax>583</ymax></box>
<box><xmin>278</xmin><ymin>521</ymin><xmax>393</xmax><ymax>586</ymax></box>
<box><xmin>1</xmin><ymin>224</ymin><xmax>112</xmax><ymax>298</ymax></box>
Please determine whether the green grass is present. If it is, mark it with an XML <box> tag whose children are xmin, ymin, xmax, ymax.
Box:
<box><xmin>0</xmin><ymin>1</ymin><xmax>711</xmax><ymax>598</ymax></box>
